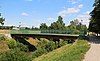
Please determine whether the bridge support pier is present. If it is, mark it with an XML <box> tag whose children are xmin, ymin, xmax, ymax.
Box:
<box><xmin>53</xmin><ymin>38</ymin><xmax>60</xmax><ymax>48</ymax></box>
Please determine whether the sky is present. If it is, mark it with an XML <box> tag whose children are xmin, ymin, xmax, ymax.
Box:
<box><xmin>0</xmin><ymin>0</ymin><xmax>94</xmax><ymax>28</ymax></box>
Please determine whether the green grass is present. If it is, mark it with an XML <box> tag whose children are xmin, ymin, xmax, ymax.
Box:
<box><xmin>33</xmin><ymin>40</ymin><xmax>90</xmax><ymax>61</ymax></box>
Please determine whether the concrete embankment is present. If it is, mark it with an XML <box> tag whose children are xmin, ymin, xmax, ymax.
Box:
<box><xmin>4</xmin><ymin>34</ymin><xmax>12</xmax><ymax>39</ymax></box>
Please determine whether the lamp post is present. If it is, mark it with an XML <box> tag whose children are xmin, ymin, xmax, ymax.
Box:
<box><xmin>0</xmin><ymin>5</ymin><xmax>1</xmax><ymax>17</ymax></box>
<box><xmin>0</xmin><ymin>13</ymin><xmax>1</xmax><ymax>16</ymax></box>
<box><xmin>19</xmin><ymin>22</ymin><xmax>21</xmax><ymax>30</ymax></box>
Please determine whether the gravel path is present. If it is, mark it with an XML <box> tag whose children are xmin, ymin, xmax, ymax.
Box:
<box><xmin>83</xmin><ymin>36</ymin><xmax>100</xmax><ymax>61</ymax></box>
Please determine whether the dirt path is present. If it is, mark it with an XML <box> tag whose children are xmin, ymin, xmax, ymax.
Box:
<box><xmin>83</xmin><ymin>36</ymin><xmax>100</xmax><ymax>61</ymax></box>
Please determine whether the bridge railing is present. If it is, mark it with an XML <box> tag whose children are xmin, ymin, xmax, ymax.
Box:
<box><xmin>10</xmin><ymin>30</ymin><xmax>41</xmax><ymax>34</ymax></box>
<box><xmin>10</xmin><ymin>30</ymin><xmax>75</xmax><ymax>34</ymax></box>
<box><xmin>10</xmin><ymin>29</ymin><xmax>84</xmax><ymax>35</ymax></box>
<box><xmin>41</xmin><ymin>30</ymin><xmax>73</xmax><ymax>34</ymax></box>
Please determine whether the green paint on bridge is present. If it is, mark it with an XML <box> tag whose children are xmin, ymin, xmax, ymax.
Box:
<box><xmin>10</xmin><ymin>30</ymin><xmax>75</xmax><ymax>34</ymax></box>
<box><xmin>10</xmin><ymin>30</ymin><xmax>41</xmax><ymax>34</ymax></box>
<box><xmin>10</xmin><ymin>30</ymin><xmax>79</xmax><ymax>38</ymax></box>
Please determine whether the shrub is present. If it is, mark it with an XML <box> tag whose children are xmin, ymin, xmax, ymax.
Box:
<box><xmin>0</xmin><ymin>49</ymin><xmax>32</xmax><ymax>61</ymax></box>
<box><xmin>45</xmin><ymin>41</ymin><xmax>57</xmax><ymax>52</ymax></box>
<box><xmin>32</xmin><ymin>48</ymin><xmax>47</xmax><ymax>58</ymax></box>
<box><xmin>74</xmin><ymin>30</ymin><xmax>80</xmax><ymax>34</ymax></box>
<box><xmin>0</xmin><ymin>36</ymin><xmax>6</xmax><ymax>42</ymax></box>
<box><xmin>7</xmin><ymin>39</ymin><xmax>16</xmax><ymax>49</ymax></box>
<box><xmin>16</xmin><ymin>42</ymin><xmax>29</xmax><ymax>52</ymax></box>
<box><xmin>39</xmin><ymin>38</ymin><xmax>49</xmax><ymax>44</ymax></box>
<box><xmin>7</xmin><ymin>39</ymin><xmax>29</xmax><ymax>52</ymax></box>
<box><xmin>59</xmin><ymin>40</ymin><xmax>67</xmax><ymax>47</ymax></box>
<box><xmin>32</xmin><ymin>39</ymin><xmax>68</xmax><ymax>59</ymax></box>
<box><xmin>36</xmin><ymin>38</ymin><xmax>49</xmax><ymax>49</ymax></box>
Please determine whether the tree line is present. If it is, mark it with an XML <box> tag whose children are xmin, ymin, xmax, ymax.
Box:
<box><xmin>40</xmin><ymin>16</ymin><xmax>87</xmax><ymax>34</ymax></box>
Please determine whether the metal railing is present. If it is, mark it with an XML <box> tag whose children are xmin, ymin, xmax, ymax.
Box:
<box><xmin>10</xmin><ymin>30</ymin><xmax>41</xmax><ymax>34</ymax></box>
<box><xmin>10</xmin><ymin>30</ymin><xmax>74</xmax><ymax>34</ymax></box>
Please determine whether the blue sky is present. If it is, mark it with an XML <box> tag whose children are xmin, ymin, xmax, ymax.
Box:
<box><xmin>0</xmin><ymin>0</ymin><xmax>94</xmax><ymax>27</ymax></box>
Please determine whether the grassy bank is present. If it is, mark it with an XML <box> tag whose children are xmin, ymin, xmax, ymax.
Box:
<box><xmin>33</xmin><ymin>40</ymin><xmax>90</xmax><ymax>61</ymax></box>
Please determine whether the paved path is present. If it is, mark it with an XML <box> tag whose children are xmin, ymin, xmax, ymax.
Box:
<box><xmin>83</xmin><ymin>36</ymin><xmax>100</xmax><ymax>61</ymax></box>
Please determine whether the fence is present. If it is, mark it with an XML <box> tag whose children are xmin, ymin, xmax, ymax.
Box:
<box><xmin>10</xmin><ymin>30</ymin><xmax>41</xmax><ymax>34</ymax></box>
<box><xmin>10</xmin><ymin>29</ymin><xmax>82</xmax><ymax>34</ymax></box>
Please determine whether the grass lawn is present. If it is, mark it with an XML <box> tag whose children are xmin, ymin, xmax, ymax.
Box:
<box><xmin>33</xmin><ymin>40</ymin><xmax>90</xmax><ymax>61</ymax></box>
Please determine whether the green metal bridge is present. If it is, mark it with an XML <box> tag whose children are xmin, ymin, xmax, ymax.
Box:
<box><xmin>10</xmin><ymin>30</ymin><xmax>81</xmax><ymax>39</ymax></box>
<box><xmin>10</xmin><ymin>29</ymin><xmax>81</xmax><ymax>34</ymax></box>
<box><xmin>10</xmin><ymin>30</ymin><xmax>86</xmax><ymax>45</ymax></box>
<box><xmin>10</xmin><ymin>30</ymin><xmax>83</xmax><ymax>50</ymax></box>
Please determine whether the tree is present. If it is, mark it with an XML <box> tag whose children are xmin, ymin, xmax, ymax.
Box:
<box><xmin>68</xmin><ymin>19</ymin><xmax>87</xmax><ymax>34</ymax></box>
<box><xmin>40</xmin><ymin>23</ymin><xmax>48</xmax><ymax>30</ymax></box>
<box><xmin>57</xmin><ymin>16</ymin><xmax>63</xmax><ymax>24</ymax></box>
<box><xmin>49</xmin><ymin>22</ymin><xmax>58</xmax><ymax>30</ymax></box>
<box><xmin>88</xmin><ymin>18</ymin><xmax>99</xmax><ymax>33</ymax></box>
<box><xmin>68</xmin><ymin>19</ymin><xmax>80</xmax><ymax>30</ymax></box>
<box><xmin>49</xmin><ymin>16</ymin><xmax>66</xmax><ymax>30</ymax></box>
<box><xmin>69</xmin><ymin>21</ymin><xmax>76</xmax><ymax>29</ymax></box>
<box><xmin>89</xmin><ymin>0</ymin><xmax>100</xmax><ymax>33</ymax></box>
<box><xmin>31</xmin><ymin>26</ymin><xmax>34</xmax><ymax>30</ymax></box>
<box><xmin>0</xmin><ymin>17</ymin><xmax>5</xmax><ymax>26</ymax></box>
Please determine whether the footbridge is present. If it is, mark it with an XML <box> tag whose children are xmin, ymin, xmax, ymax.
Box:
<box><xmin>9</xmin><ymin>30</ymin><xmax>81</xmax><ymax>50</ymax></box>
<box><xmin>10</xmin><ymin>30</ymin><xmax>80</xmax><ymax>43</ymax></box>
<box><xmin>10</xmin><ymin>30</ymin><xmax>79</xmax><ymax>39</ymax></box>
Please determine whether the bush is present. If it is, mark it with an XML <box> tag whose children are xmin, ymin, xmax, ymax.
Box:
<box><xmin>32</xmin><ymin>49</ymin><xmax>47</xmax><ymax>58</ymax></box>
<box><xmin>0</xmin><ymin>36</ymin><xmax>6</xmax><ymax>42</ymax></box>
<box><xmin>36</xmin><ymin>38</ymin><xmax>49</xmax><ymax>49</ymax></box>
<box><xmin>16</xmin><ymin>42</ymin><xmax>29</xmax><ymax>52</ymax></box>
<box><xmin>59</xmin><ymin>40</ymin><xmax>67</xmax><ymax>47</ymax></box>
<box><xmin>0</xmin><ymin>49</ymin><xmax>32</xmax><ymax>61</ymax></box>
<box><xmin>7</xmin><ymin>39</ymin><xmax>16</xmax><ymax>49</ymax></box>
<box><xmin>32</xmin><ymin>40</ymin><xmax>68</xmax><ymax>59</ymax></box>
<box><xmin>74</xmin><ymin>30</ymin><xmax>80</xmax><ymax>34</ymax></box>
<box><xmin>7</xmin><ymin>39</ymin><xmax>29</xmax><ymax>52</ymax></box>
<box><xmin>45</xmin><ymin>41</ymin><xmax>57</xmax><ymax>52</ymax></box>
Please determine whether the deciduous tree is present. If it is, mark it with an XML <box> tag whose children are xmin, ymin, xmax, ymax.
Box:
<box><xmin>0</xmin><ymin>17</ymin><xmax>5</xmax><ymax>26</ymax></box>
<box><xmin>40</xmin><ymin>23</ymin><xmax>48</xmax><ymax>30</ymax></box>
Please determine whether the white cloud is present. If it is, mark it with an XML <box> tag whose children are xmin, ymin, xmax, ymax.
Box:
<box><xmin>67</xmin><ymin>8</ymin><xmax>80</xmax><ymax>13</ymax></box>
<box><xmin>68</xmin><ymin>0</ymin><xmax>81</xmax><ymax>4</ymax></box>
<box><xmin>78</xmin><ymin>4</ymin><xmax>83</xmax><ymax>8</ymax></box>
<box><xmin>85</xmin><ymin>11</ymin><xmax>90</xmax><ymax>15</ymax></box>
<box><xmin>58</xmin><ymin>10</ymin><xmax>68</xmax><ymax>17</ymax></box>
<box><xmin>58</xmin><ymin>7</ymin><xmax>80</xmax><ymax>17</ymax></box>
<box><xmin>76</xmin><ymin>15</ymin><xmax>91</xmax><ymax>27</ymax></box>
<box><xmin>77</xmin><ymin>15</ymin><xmax>90</xmax><ymax>18</ymax></box>
<box><xmin>21</xmin><ymin>12</ymin><xmax>29</xmax><ymax>16</ymax></box>
<box><xmin>47</xmin><ymin>18</ymin><xmax>55</xmax><ymax>21</ymax></box>
<box><xmin>58</xmin><ymin>4</ymin><xmax>84</xmax><ymax>17</ymax></box>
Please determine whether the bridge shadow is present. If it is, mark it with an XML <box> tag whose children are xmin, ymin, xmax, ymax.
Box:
<box><xmin>13</xmin><ymin>36</ymin><xmax>37</xmax><ymax>51</ymax></box>
<box><xmin>88</xmin><ymin>36</ymin><xmax>100</xmax><ymax>44</ymax></box>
